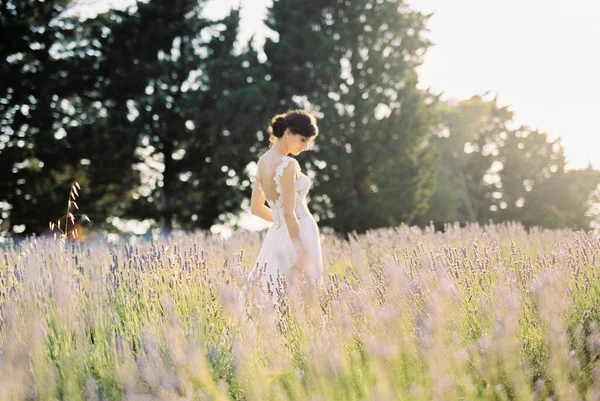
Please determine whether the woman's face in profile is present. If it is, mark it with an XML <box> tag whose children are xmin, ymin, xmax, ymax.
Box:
<box><xmin>288</xmin><ymin>133</ymin><xmax>314</xmax><ymax>156</ymax></box>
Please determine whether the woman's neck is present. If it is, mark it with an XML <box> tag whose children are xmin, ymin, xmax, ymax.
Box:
<box><xmin>271</xmin><ymin>139</ymin><xmax>288</xmax><ymax>157</ymax></box>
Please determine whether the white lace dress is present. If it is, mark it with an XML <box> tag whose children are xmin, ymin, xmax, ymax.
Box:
<box><xmin>247</xmin><ymin>156</ymin><xmax>324</xmax><ymax>294</ymax></box>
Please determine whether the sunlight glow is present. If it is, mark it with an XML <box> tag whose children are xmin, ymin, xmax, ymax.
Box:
<box><xmin>411</xmin><ymin>0</ymin><xmax>600</xmax><ymax>169</ymax></box>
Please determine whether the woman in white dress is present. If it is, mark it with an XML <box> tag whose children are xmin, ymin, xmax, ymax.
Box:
<box><xmin>245</xmin><ymin>110</ymin><xmax>324</xmax><ymax>299</ymax></box>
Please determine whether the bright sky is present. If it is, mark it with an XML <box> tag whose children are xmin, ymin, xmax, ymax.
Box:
<box><xmin>412</xmin><ymin>0</ymin><xmax>600</xmax><ymax>170</ymax></box>
<box><xmin>81</xmin><ymin>0</ymin><xmax>600</xmax><ymax>170</ymax></box>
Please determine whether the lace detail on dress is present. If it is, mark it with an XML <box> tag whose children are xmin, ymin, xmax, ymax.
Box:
<box><xmin>274</xmin><ymin>156</ymin><xmax>297</xmax><ymax>196</ymax></box>
<box><xmin>268</xmin><ymin>156</ymin><xmax>310</xmax><ymax>228</ymax></box>
<box><xmin>241</xmin><ymin>154</ymin><xmax>323</xmax><ymax>304</ymax></box>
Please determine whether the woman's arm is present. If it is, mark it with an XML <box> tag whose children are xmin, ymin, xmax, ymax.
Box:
<box><xmin>281</xmin><ymin>159</ymin><xmax>301</xmax><ymax>241</ymax></box>
<box><xmin>250</xmin><ymin>175</ymin><xmax>273</xmax><ymax>222</ymax></box>
<box><xmin>281</xmin><ymin>160</ymin><xmax>308</xmax><ymax>273</ymax></box>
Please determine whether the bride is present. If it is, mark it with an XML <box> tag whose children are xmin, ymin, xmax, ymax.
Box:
<box><xmin>245</xmin><ymin>110</ymin><xmax>324</xmax><ymax>300</ymax></box>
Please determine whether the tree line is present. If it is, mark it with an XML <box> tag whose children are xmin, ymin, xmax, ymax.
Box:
<box><xmin>1</xmin><ymin>0</ymin><xmax>599</xmax><ymax>238</ymax></box>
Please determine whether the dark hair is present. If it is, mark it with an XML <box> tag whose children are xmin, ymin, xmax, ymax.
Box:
<box><xmin>267</xmin><ymin>110</ymin><xmax>319</xmax><ymax>143</ymax></box>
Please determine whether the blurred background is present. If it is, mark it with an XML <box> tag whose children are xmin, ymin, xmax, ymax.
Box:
<box><xmin>1</xmin><ymin>0</ymin><xmax>599</xmax><ymax>240</ymax></box>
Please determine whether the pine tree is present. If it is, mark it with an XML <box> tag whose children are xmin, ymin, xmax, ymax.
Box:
<box><xmin>96</xmin><ymin>1</ymin><xmax>269</xmax><ymax>233</ymax></box>
<box><xmin>0</xmin><ymin>0</ymin><xmax>103</xmax><ymax>235</ymax></box>
<box><xmin>265</xmin><ymin>0</ymin><xmax>439</xmax><ymax>235</ymax></box>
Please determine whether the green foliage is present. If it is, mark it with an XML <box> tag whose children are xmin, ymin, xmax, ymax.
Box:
<box><xmin>265</xmin><ymin>0</ymin><xmax>439</xmax><ymax>235</ymax></box>
<box><xmin>515</xmin><ymin>164</ymin><xmax>600</xmax><ymax>230</ymax></box>
<box><xmin>417</xmin><ymin>95</ymin><xmax>513</xmax><ymax>227</ymax></box>
<box><xmin>0</xmin><ymin>0</ymin><xmax>95</xmax><ymax>235</ymax></box>
<box><xmin>0</xmin><ymin>0</ymin><xmax>270</xmax><ymax>236</ymax></box>
<box><xmin>420</xmin><ymin>95</ymin><xmax>600</xmax><ymax>231</ymax></box>
<box><xmin>93</xmin><ymin>1</ymin><xmax>269</xmax><ymax>233</ymax></box>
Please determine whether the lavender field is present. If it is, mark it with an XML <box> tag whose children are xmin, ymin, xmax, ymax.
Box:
<box><xmin>1</xmin><ymin>222</ymin><xmax>600</xmax><ymax>400</ymax></box>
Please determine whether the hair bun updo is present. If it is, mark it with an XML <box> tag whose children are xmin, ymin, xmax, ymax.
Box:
<box><xmin>269</xmin><ymin>116</ymin><xmax>288</xmax><ymax>139</ymax></box>
<box><xmin>267</xmin><ymin>110</ymin><xmax>319</xmax><ymax>144</ymax></box>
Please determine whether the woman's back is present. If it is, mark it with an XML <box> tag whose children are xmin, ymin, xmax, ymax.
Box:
<box><xmin>256</xmin><ymin>152</ymin><xmax>295</xmax><ymax>202</ymax></box>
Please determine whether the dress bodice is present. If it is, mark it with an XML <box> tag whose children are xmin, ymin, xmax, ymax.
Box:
<box><xmin>262</xmin><ymin>156</ymin><xmax>312</xmax><ymax>228</ymax></box>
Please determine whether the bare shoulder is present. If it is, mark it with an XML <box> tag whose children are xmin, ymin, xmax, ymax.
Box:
<box><xmin>284</xmin><ymin>157</ymin><xmax>301</xmax><ymax>174</ymax></box>
<box><xmin>256</xmin><ymin>154</ymin><xmax>270</xmax><ymax>174</ymax></box>
<box><xmin>287</xmin><ymin>156</ymin><xmax>299</xmax><ymax>168</ymax></box>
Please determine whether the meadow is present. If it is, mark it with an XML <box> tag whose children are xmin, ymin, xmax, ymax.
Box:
<box><xmin>1</xmin><ymin>222</ymin><xmax>600</xmax><ymax>400</ymax></box>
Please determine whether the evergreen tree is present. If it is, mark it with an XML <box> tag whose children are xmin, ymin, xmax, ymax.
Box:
<box><xmin>97</xmin><ymin>1</ymin><xmax>269</xmax><ymax>233</ymax></box>
<box><xmin>0</xmin><ymin>0</ymin><xmax>100</xmax><ymax>235</ymax></box>
<box><xmin>265</xmin><ymin>0</ymin><xmax>439</xmax><ymax>235</ymax></box>
<box><xmin>180</xmin><ymin>12</ymin><xmax>274</xmax><ymax>230</ymax></box>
